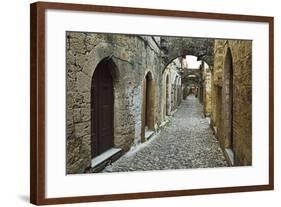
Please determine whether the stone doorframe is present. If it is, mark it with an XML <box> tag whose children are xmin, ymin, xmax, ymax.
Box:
<box><xmin>75</xmin><ymin>43</ymin><xmax>126</xmax><ymax>169</ymax></box>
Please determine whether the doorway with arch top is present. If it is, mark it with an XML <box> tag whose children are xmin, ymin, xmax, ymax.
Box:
<box><xmin>141</xmin><ymin>71</ymin><xmax>155</xmax><ymax>142</ymax></box>
<box><xmin>91</xmin><ymin>58</ymin><xmax>115</xmax><ymax>158</ymax></box>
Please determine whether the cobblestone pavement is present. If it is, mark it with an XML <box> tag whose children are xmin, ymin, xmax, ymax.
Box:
<box><xmin>103</xmin><ymin>95</ymin><xmax>228</xmax><ymax>172</ymax></box>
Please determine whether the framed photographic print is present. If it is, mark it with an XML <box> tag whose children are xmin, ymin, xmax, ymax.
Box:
<box><xmin>30</xmin><ymin>1</ymin><xmax>274</xmax><ymax>205</ymax></box>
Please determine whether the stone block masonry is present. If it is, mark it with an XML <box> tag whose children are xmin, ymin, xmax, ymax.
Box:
<box><xmin>211</xmin><ymin>40</ymin><xmax>252</xmax><ymax>166</ymax></box>
<box><xmin>66</xmin><ymin>32</ymin><xmax>163</xmax><ymax>174</ymax></box>
<box><xmin>66</xmin><ymin>31</ymin><xmax>252</xmax><ymax>174</ymax></box>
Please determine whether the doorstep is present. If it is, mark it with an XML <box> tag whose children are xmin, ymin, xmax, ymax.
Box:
<box><xmin>170</xmin><ymin>109</ymin><xmax>178</xmax><ymax>116</ymax></box>
<box><xmin>91</xmin><ymin>148</ymin><xmax>122</xmax><ymax>169</ymax></box>
<box><xmin>225</xmin><ymin>148</ymin><xmax>234</xmax><ymax>166</ymax></box>
<box><xmin>159</xmin><ymin>119</ymin><xmax>169</xmax><ymax>128</ymax></box>
<box><xmin>145</xmin><ymin>130</ymin><xmax>154</xmax><ymax>140</ymax></box>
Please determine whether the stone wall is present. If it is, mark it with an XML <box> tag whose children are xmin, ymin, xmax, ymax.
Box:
<box><xmin>66</xmin><ymin>32</ymin><xmax>162</xmax><ymax>174</ymax></box>
<box><xmin>66</xmin><ymin>32</ymin><xmax>252</xmax><ymax>173</ymax></box>
<box><xmin>211</xmin><ymin>39</ymin><xmax>252</xmax><ymax>166</ymax></box>
<box><xmin>161</xmin><ymin>61</ymin><xmax>182</xmax><ymax>120</ymax></box>
<box><xmin>202</xmin><ymin>69</ymin><xmax>212</xmax><ymax>116</ymax></box>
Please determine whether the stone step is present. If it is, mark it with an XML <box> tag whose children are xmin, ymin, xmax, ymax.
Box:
<box><xmin>145</xmin><ymin>130</ymin><xmax>154</xmax><ymax>140</ymax></box>
<box><xmin>225</xmin><ymin>148</ymin><xmax>234</xmax><ymax>166</ymax></box>
<box><xmin>90</xmin><ymin>148</ymin><xmax>122</xmax><ymax>172</ymax></box>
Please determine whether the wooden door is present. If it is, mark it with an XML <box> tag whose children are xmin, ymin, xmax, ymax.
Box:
<box><xmin>91</xmin><ymin>61</ymin><xmax>114</xmax><ymax>158</ymax></box>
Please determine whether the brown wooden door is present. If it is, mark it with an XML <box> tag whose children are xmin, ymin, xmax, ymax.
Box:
<box><xmin>91</xmin><ymin>61</ymin><xmax>114</xmax><ymax>158</ymax></box>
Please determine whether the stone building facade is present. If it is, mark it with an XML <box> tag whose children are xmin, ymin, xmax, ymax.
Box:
<box><xmin>200</xmin><ymin>62</ymin><xmax>212</xmax><ymax>117</ymax></box>
<box><xmin>66</xmin><ymin>32</ymin><xmax>183</xmax><ymax>174</ymax></box>
<box><xmin>66</xmin><ymin>32</ymin><xmax>252</xmax><ymax>174</ymax></box>
<box><xmin>162</xmin><ymin>59</ymin><xmax>182</xmax><ymax>117</ymax></box>
<box><xmin>210</xmin><ymin>40</ymin><xmax>252</xmax><ymax>166</ymax></box>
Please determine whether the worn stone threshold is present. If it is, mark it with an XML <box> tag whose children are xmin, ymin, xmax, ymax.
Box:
<box><xmin>91</xmin><ymin>148</ymin><xmax>122</xmax><ymax>168</ymax></box>
<box><xmin>145</xmin><ymin>130</ymin><xmax>154</xmax><ymax>140</ymax></box>
<box><xmin>170</xmin><ymin>109</ymin><xmax>178</xmax><ymax>116</ymax></box>
<box><xmin>125</xmin><ymin>130</ymin><xmax>159</xmax><ymax>157</ymax></box>
<box><xmin>159</xmin><ymin>119</ymin><xmax>169</xmax><ymax>128</ymax></box>
<box><xmin>210</xmin><ymin>125</ymin><xmax>233</xmax><ymax>166</ymax></box>
<box><xmin>213</xmin><ymin>126</ymin><xmax>217</xmax><ymax>135</ymax></box>
<box><xmin>225</xmin><ymin>148</ymin><xmax>234</xmax><ymax>166</ymax></box>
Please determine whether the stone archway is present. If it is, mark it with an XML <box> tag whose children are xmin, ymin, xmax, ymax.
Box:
<box><xmin>141</xmin><ymin>71</ymin><xmax>155</xmax><ymax>142</ymax></box>
<box><xmin>160</xmin><ymin>37</ymin><xmax>214</xmax><ymax>70</ymax></box>
<box><xmin>224</xmin><ymin>48</ymin><xmax>234</xmax><ymax>151</ymax></box>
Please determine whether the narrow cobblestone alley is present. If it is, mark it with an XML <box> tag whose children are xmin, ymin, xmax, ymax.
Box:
<box><xmin>66</xmin><ymin>33</ymin><xmax>252</xmax><ymax>174</ymax></box>
<box><xmin>103</xmin><ymin>95</ymin><xmax>228</xmax><ymax>172</ymax></box>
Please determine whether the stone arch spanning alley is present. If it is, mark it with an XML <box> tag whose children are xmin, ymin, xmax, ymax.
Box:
<box><xmin>66</xmin><ymin>32</ymin><xmax>252</xmax><ymax>173</ymax></box>
<box><xmin>160</xmin><ymin>37</ymin><xmax>214</xmax><ymax>69</ymax></box>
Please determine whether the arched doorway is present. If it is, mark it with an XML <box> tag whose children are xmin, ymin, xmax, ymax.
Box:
<box><xmin>91</xmin><ymin>59</ymin><xmax>114</xmax><ymax>158</ymax></box>
<box><xmin>166</xmin><ymin>75</ymin><xmax>169</xmax><ymax>116</ymax></box>
<box><xmin>141</xmin><ymin>71</ymin><xmax>155</xmax><ymax>142</ymax></box>
<box><xmin>224</xmin><ymin>48</ymin><xmax>234</xmax><ymax>151</ymax></box>
<box><xmin>216</xmin><ymin>86</ymin><xmax>223</xmax><ymax>142</ymax></box>
<box><xmin>174</xmin><ymin>76</ymin><xmax>178</xmax><ymax>110</ymax></box>
<box><xmin>177</xmin><ymin>77</ymin><xmax>181</xmax><ymax>106</ymax></box>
